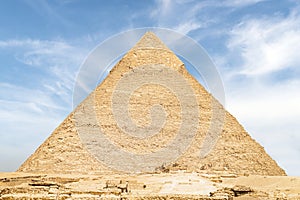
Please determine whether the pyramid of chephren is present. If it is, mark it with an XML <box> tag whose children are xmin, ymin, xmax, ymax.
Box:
<box><xmin>18</xmin><ymin>32</ymin><xmax>286</xmax><ymax>176</ymax></box>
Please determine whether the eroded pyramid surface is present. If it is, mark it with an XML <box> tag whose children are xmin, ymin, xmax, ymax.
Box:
<box><xmin>18</xmin><ymin>32</ymin><xmax>286</xmax><ymax>176</ymax></box>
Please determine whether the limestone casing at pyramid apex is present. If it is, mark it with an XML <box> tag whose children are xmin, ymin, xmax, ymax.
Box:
<box><xmin>109</xmin><ymin>32</ymin><xmax>185</xmax><ymax>76</ymax></box>
<box><xmin>132</xmin><ymin>31</ymin><xmax>171</xmax><ymax>50</ymax></box>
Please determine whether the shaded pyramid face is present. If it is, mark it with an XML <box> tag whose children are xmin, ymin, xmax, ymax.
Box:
<box><xmin>18</xmin><ymin>32</ymin><xmax>286</xmax><ymax>176</ymax></box>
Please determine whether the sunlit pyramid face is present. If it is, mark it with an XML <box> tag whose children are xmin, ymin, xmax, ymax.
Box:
<box><xmin>18</xmin><ymin>32</ymin><xmax>286</xmax><ymax>176</ymax></box>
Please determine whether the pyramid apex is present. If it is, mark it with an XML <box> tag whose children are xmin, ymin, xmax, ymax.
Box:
<box><xmin>133</xmin><ymin>31</ymin><xmax>170</xmax><ymax>50</ymax></box>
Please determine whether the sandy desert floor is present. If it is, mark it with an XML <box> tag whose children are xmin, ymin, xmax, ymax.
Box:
<box><xmin>1</xmin><ymin>171</ymin><xmax>300</xmax><ymax>199</ymax></box>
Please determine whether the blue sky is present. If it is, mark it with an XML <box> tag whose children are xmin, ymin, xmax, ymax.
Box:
<box><xmin>0</xmin><ymin>0</ymin><xmax>299</xmax><ymax>175</ymax></box>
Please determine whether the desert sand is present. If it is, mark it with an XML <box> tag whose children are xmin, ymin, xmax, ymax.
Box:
<box><xmin>1</xmin><ymin>171</ymin><xmax>300</xmax><ymax>199</ymax></box>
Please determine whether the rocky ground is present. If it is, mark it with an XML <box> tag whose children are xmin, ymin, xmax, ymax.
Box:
<box><xmin>1</xmin><ymin>171</ymin><xmax>299</xmax><ymax>199</ymax></box>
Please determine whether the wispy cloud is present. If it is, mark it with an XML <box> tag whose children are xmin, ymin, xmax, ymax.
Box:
<box><xmin>0</xmin><ymin>83</ymin><xmax>67</xmax><ymax>112</ymax></box>
<box><xmin>150</xmin><ymin>0</ymin><xmax>268</xmax><ymax>35</ymax></box>
<box><xmin>23</xmin><ymin>0</ymin><xmax>73</xmax><ymax>27</ymax></box>
<box><xmin>150</xmin><ymin>0</ymin><xmax>209</xmax><ymax>34</ymax></box>
<box><xmin>227</xmin><ymin>10</ymin><xmax>300</xmax><ymax>76</ymax></box>
<box><xmin>0</xmin><ymin>38</ymin><xmax>88</xmax><ymax>171</ymax></box>
<box><xmin>0</xmin><ymin>39</ymin><xmax>84</xmax><ymax>67</ymax></box>
<box><xmin>0</xmin><ymin>38</ymin><xmax>87</xmax><ymax>105</ymax></box>
<box><xmin>173</xmin><ymin>20</ymin><xmax>204</xmax><ymax>35</ymax></box>
<box><xmin>222</xmin><ymin>0</ymin><xmax>269</xmax><ymax>7</ymax></box>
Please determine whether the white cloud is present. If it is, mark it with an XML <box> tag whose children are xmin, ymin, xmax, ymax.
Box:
<box><xmin>173</xmin><ymin>20</ymin><xmax>204</xmax><ymax>35</ymax></box>
<box><xmin>0</xmin><ymin>39</ymin><xmax>84</xmax><ymax>68</ymax></box>
<box><xmin>0</xmin><ymin>39</ymin><xmax>88</xmax><ymax>106</ymax></box>
<box><xmin>223</xmin><ymin>0</ymin><xmax>268</xmax><ymax>7</ymax></box>
<box><xmin>227</xmin><ymin>12</ymin><xmax>300</xmax><ymax>75</ymax></box>
<box><xmin>0</xmin><ymin>83</ymin><xmax>68</xmax><ymax>112</ymax></box>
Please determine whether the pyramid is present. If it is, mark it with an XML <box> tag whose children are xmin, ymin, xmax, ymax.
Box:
<box><xmin>18</xmin><ymin>32</ymin><xmax>286</xmax><ymax>176</ymax></box>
